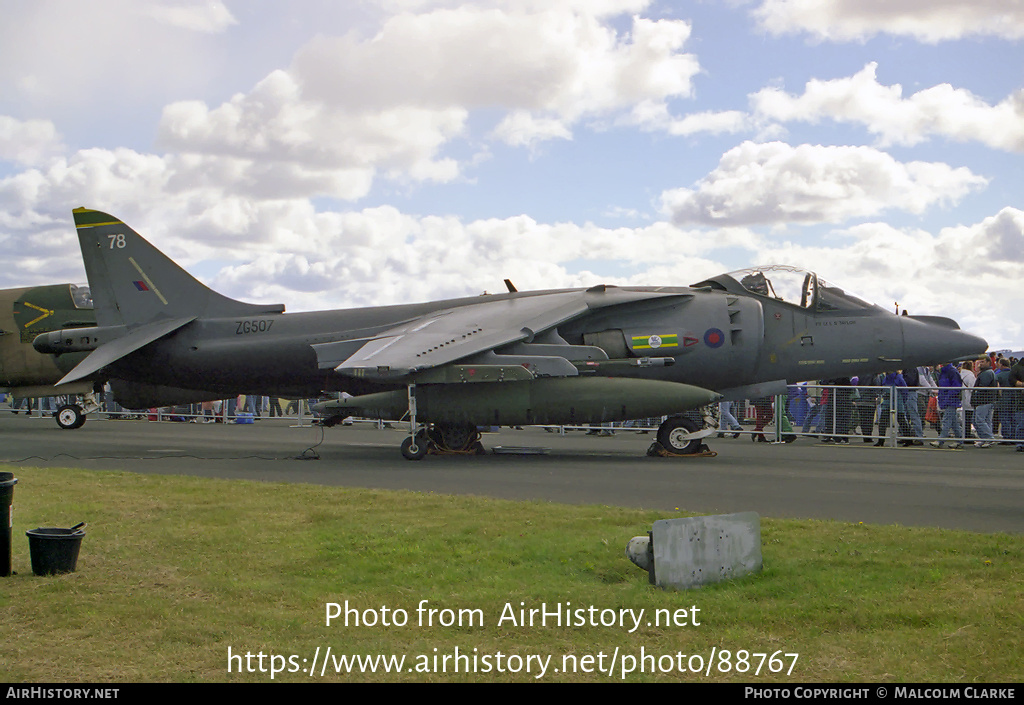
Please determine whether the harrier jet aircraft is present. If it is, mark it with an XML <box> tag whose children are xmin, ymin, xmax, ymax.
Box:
<box><xmin>36</xmin><ymin>207</ymin><xmax>987</xmax><ymax>458</ymax></box>
<box><xmin>0</xmin><ymin>283</ymin><xmax>98</xmax><ymax>428</ymax></box>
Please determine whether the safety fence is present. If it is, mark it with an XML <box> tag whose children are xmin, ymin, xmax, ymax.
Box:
<box><xmin>729</xmin><ymin>385</ymin><xmax>1024</xmax><ymax>448</ymax></box>
<box><xmin>0</xmin><ymin>395</ymin><xmax>334</xmax><ymax>426</ymax></box>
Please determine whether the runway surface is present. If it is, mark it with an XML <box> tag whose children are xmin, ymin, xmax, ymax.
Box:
<box><xmin>2</xmin><ymin>413</ymin><xmax>1021</xmax><ymax>534</ymax></box>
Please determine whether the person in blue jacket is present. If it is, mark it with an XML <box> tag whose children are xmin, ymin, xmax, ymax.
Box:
<box><xmin>876</xmin><ymin>371</ymin><xmax>905</xmax><ymax>447</ymax></box>
<box><xmin>931</xmin><ymin>363</ymin><xmax>964</xmax><ymax>449</ymax></box>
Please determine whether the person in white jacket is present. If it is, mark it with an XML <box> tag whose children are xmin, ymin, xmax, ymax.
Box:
<box><xmin>960</xmin><ymin>361</ymin><xmax>977</xmax><ymax>442</ymax></box>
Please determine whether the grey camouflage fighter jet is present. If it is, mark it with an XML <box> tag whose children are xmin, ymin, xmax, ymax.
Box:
<box><xmin>36</xmin><ymin>208</ymin><xmax>987</xmax><ymax>458</ymax></box>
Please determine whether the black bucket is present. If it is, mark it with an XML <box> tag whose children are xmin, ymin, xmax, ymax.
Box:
<box><xmin>0</xmin><ymin>473</ymin><xmax>16</xmax><ymax>577</ymax></box>
<box><xmin>26</xmin><ymin>525</ymin><xmax>85</xmax><ymax>576</ymax></box>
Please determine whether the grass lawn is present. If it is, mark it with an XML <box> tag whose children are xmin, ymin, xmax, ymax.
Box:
<box><xmin>1</xmin><ymin>465</ymin><xmax>1021</xmax><ymax>682</ymax></box>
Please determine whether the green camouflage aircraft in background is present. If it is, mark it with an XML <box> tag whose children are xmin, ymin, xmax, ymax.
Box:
<box><xmin>0</xmin><ymin>283</ymin><xmax>97</xmax><ymax>428</ymax></box>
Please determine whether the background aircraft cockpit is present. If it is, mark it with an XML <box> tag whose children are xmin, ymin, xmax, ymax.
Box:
<box><xmin>69</xmin><ymin>284</ymin><xmax>93</xmax><ymax>310</ymax></box>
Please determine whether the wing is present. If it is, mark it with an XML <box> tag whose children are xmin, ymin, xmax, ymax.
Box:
<box><xmin>313</xmin><ymin>287</ymin><xmax>692</xmax><ymax>382</ymax></box>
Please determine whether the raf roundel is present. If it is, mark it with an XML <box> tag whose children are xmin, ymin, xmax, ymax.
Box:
<box><xmin>703</xmin><ymin>328</ymin><xmax>725</xmax><ymax>349</ymax></box>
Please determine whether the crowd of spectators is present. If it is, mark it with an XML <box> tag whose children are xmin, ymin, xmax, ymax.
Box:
<box><xmin>781</xmin><ymin>354</ymin><xmax>1023</xmax><ymax>451</ymax></box>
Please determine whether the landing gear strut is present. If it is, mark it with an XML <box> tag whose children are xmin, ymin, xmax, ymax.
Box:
<box><xmin>401</xmin><ymin>383</ymin><xmax>428</xmax><ymax>460</ymax></box>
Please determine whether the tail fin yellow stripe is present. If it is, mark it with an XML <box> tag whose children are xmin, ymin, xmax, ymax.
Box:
<box><xmin>72</xmin><ymin>207</ymin><xmax>123</xmax><ymax>229</ymax></box>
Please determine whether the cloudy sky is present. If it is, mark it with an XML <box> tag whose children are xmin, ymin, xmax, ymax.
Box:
<box><xmin>1</xmin><ymin>0</ymin><xmax>1021</xmax><ymax>349</ymax></box>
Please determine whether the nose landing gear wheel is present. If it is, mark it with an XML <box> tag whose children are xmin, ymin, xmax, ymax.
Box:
<box><xmin>656</xmin><ymin>416</ymin><xmax>703</xmax><ymax>455</ymax></box>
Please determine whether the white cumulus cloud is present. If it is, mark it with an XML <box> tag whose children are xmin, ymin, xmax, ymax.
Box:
<box><xmin>752</xmin><ymin>0</ymin><xmax>1024</xmax><ymax>43</ymax></box>
<box><xmin>155</xmin><ymin>4</ymin><xmax>701</xmax><ymax>198</ymax></box>
<box><xmin>660</xmin><ymin>141</ymin><xmax>989</xmax><ymax>226</ymax></box>
<box><xmin>0</xmin><ymin>116</ymin><xmax>65</xmax><ymax>167</ymax></box>
<box><xmin>752</xmin><ymin>63</ymin><xmax>1024</xmax><ymax>152</ymax></box>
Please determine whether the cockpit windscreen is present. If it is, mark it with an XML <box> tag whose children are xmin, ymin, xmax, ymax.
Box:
<box><xmin>729</xmin><ymin>266</ymin><xmax>876</xmax><ymax>313</ymax></box>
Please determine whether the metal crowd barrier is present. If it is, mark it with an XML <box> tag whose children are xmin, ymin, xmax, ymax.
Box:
<box><xmin>0</xmin><ymin>396</ymin><xmax>326</xmax><ymax>424</ymax></box>
<box><xmin>752</xmin><ymin>384</ymin><xmax>1024</xmax><ymax>448</ymax></box>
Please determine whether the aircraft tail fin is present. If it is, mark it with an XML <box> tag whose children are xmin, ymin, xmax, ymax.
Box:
<box><xmin>72</xmin><ymin>208</ymin><xmax>284</xmax><ymax>328</ymax></box>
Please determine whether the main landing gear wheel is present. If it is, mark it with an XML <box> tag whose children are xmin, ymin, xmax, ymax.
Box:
<box><xmin>55</xmin><ymin>404</ymin><xmax>86</xmax><ymax>430</ymax></box>
<box><xmin>656</xmin><ymin>416</ymin><xmax>703</xmax><ymax>455</ymax></box>
<box><xmin>430</xmin><ymin>423</ymin><xmax>484</xmax><ymax>454</ymax></box>
<box><xmin>401</xmin><ymin>433</ymin><xmax>429</xmax><ymax>460</ymax></box>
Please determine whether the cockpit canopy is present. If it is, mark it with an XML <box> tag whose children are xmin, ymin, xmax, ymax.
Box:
<box><xmin>70</xmin><ymin>284</ymin><xmax>93</xmax><ymax>310</ymax></box>
<box><xmin>694</xmin><ymin>265</ymin><xmax>880</xmax><ymax>313</ymax></box>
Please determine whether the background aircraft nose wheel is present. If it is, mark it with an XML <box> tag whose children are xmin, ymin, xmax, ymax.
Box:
<box><xmin>657</xmin><ymin>416</ymin><xmax>702</xmax><ymax>454</ymax></box>
<box><xmin>55</xmin><ymin>403</ymin><xmax>86</xmax><ymax>430</ymax></box>
<box><xmin>401</xmin><ymin>432</ymin><xmax>429</xmax><ymax>460</ymax></box>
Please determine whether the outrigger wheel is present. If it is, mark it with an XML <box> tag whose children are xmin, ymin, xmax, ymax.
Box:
<box><xmin>400</xmin><ymin>431</ymin><xmax>429</xmax><ymax>460</ymax></box>
<box><xmin>55</xmin><ymin>403</ymin><xmax>87</xmax><ymax>430</ymax></box>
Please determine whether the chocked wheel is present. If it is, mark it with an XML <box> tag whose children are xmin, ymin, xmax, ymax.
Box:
<box><xmin>430</xmin><ymin>423</ymin><xmax>480</xmax><ymax>452</ymax></box>
<box><xmin>400</xmin><ymin>432</ymin><xmax>429</xmax><ymax>460</ymax></box>
<box><xmin>656</xmin><ymin>416</ymin><xmax>702</xmax><ymax>454</ymax></box>
<box><xmin>55</xmin><ymin>404</ymin><xmax>87</xmax><ymax>430</ymax></box>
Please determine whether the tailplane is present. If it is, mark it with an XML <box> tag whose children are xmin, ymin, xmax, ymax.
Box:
<box><xmin>72</xmin><ymin>207</ymin><xmax>284</xmax><ymax>328</ymax></box>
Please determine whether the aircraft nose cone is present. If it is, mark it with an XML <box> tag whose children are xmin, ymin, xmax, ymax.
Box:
<box><xmin>901</xmin><ymin>316</ymin><xmax>988</xmax><ymax>366</ymax></box>
<box><xmin>962</xmin><ymin>330</ymin><xmax>989</xmax><ymax>358</ymax></box>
